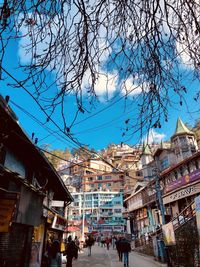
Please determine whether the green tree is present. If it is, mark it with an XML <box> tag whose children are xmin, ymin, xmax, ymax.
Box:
<box><xmin>42</xmin><ymin>145</ymin><xmax>71</xmax><ymax>169</ymax></box>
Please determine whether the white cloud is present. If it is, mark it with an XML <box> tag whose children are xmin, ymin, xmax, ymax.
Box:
<box><xmin>82</xmin><ymin>70</ymin><xmax>118</xmax><ymax>102</ymax></box>
<box><xmin>121</xmin><ymin>76</ymin><xmax>149</xmax><ymax>97</ymax></box>
<box><xmin>143</xmin><ymin>129</ymin><xmax>166</xmax><ymax>144</ymax></box>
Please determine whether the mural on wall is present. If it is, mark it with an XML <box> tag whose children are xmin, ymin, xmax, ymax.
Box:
<box><xmin>29</xmin><ymin>224</ymin><xmax>45</xmax><ymax>267</ymax></box>
<box><xmin>29</xmin><ymin>242</ymin><xmax>41</xmax><ymax>267</ymax></box>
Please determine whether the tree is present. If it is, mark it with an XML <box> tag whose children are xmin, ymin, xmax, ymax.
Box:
<box><xmin>42</xmin><ymin>145</ymin><xmax>71</xmax><ymax>169</ymax></box>
<box><xmin>0</xmin><ymin>0</ymin><xmax>200</xmax><ymax>139</ymax></box>
<box><xmin>71</xmin><ymin>145</ymin><xmax>93</xmax><ymax>159</ymax></box>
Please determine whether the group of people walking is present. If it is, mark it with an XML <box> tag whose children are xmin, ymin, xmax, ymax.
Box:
<box><xmin>97</xmin><ymin>234</ymin><xmax>132</xmax><ymax>267</ymax></box>
<box><xmin>43</xmin><ymin>235</ymin><xmax>79</xmax><ymax>267</ymax></box>
<box><xmin>42</xmin><ymin>234</ymin><xmax>131</xmax><ymax>267</ymax></box>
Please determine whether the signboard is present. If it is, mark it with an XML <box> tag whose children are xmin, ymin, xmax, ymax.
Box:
<box><xmin>51</xmin><ymin>200</ymin><xmax>64</xmax><ymax>207</ymax></box>
<box><xmin>165</xmin><ymin>168</ymin><xmax>200</xmax><ymax>193</ymax></box>
<box><xmin>0</xmin><ymin>199</ymin><xmax>16</xmax><ymax>232</ymax></box>
<box><xmin>162</xmin><ymin>222</ymin><xmax>176</xmax><ymax>245</ymax></box>
<box><xmin>52</xmin><ymin>214</ymin><xmax>67</xmax><ymax>231</ymax></box>
<box><xmin>163</xmin><ymin>183</ymin><xmax>200</xmax><ymax>204</ymax></box>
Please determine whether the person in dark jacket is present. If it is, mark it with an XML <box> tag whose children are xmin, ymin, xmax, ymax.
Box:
<box><xmin>65</xmin><ymin>236</ymin><xmax>78</xmax><ymax>267</ymax></box>
<box><xmin>85</xmin><ymin>234</ymin><xmax>94</xmax><ymax>256</ymax></box>
<box><xmin>48</xmin><ymin>240</ymin><xmax>62</xmax><ymax>267</ymax></box>
<box><xmin>120</xmin><ymin>237</ymin><xmax>131</xmax><ymax>267</ymax></box>
<box><xmin>115</xmin><ymin>237</ymin><xmax>123</xmax><ymax>262</ymax></box>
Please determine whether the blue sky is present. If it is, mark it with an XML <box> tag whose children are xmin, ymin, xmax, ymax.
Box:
<box><xmin>0</xmin><ymin>32</ymin><xmax>200</xmax><ymax>152</ymax></box>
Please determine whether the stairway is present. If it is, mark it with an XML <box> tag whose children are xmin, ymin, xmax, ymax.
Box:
<box><xmin>171</xmin><ymin>201</ymin><xmax>196</xmax><ymax>231</ymax></box>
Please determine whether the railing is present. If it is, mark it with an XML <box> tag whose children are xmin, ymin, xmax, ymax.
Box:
<box><xmin>171</xmin><ymin>201</ymin><xmax>196</xmax><ymax>231</ymax></box>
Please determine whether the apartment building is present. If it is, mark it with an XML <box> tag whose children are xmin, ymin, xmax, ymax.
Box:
<box><xmin>68</xmin><ymin>191</ymin><xmax>125</xmax><ymax>234</ymax></box>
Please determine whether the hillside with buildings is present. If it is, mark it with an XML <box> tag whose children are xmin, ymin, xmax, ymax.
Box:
<box><xmin>47</xmin><ymin>118</ymin><xmax>200</xmax><ymax>266</ymax></box>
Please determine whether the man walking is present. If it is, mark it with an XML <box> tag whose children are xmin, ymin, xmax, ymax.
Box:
<box><xmin>115</xmin><ymin>237</ymin><xmax>122</xmax><ymax>262</ymax></box>
<box><xmin>65</xmin><ymin>236</ymin><xmax>78</xmax><ymax>267</ymax></box>
<box><xmin>85</xmin><ymin>234</ymin><xmax>94</xmax><ymax>256</ymax></box>
<box><xmin>120</xmin><ymin>237</ymin><xmax>131</xmax><ymax>267</ymax></box>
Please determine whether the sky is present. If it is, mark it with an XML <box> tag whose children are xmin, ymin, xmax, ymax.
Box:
<box><xmin>0</xmin><ymin>8</ymin><xmax>200</xmax><ymax>153</ymax></box>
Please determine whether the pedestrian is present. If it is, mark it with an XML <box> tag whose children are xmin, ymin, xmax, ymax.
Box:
<box><xmin>101</xmin><ymin>235</ymin><xmax>105</xmax><ymax>247</ymax></box>
<box><xmin>105</xmin><ymin>236</ymin><xmax>110</xmax><ymax>250</ymax></box>
<box><xmin>85</xmin><ymin>234</ymin><xmax>94</xmax><ymax>256</ymax></box>
<box><xmin>48</xmin><ymin>240</ymin><xmax>62</xmax><ymax>267</ymax></box>
<box><xmin>115</xmin><ymin>237</ymin><xmax>122</xmax><ymax>262</ymax></box>
<box><xmin>65</xmin><ymin>236</ymin><xmax>78</xmax><ymax>267</ymax></box>
<box><xmin>97</xmin><ymin>235</ymin><xmax>101</xmax><ymax>246</ymax></box>
<box><xmin>74</xmin><ymin>236</ymin><xmax>80</xmax><ymax>251</ymax></box>
<box><xmin>120</xmin><ymin>237</ymin><xmax>131</xmax><ymax>267</ymax></box>
<box><xmin>112</xmin><ymin>236</ymin><xmax>117</xmax><ymax>249</ymax></box>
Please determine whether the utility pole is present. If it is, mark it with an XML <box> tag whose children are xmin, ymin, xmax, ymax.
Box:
<box><xmin>155</xmin><ymin>172</ymin><xmax>165</xmax><ymax>225</ymax></box>
<box><xmin>81</xmin><ymin>191</ymin><xmax>85</xmax><ymax>242</ymax></box>
<box><xmin>152</xmin><ymin>157</ymin><xmax>166</xmax><ymax>226</ymax></box>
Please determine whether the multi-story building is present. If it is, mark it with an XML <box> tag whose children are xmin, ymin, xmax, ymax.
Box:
<box><xmin>124</xmin><ymin>118</ymin><xmax>200</xmax><ymax>240</ymax></box>
<box><xmin>82</xmin><ymin>171</ymin><xmax>125</xmax><ymax>192</ymax></box>
<box><xmin>171</xmin><ymin>118</ymin><xmax>198</xmax><ymax>163</ymax></box>
<box><xmin>193</xmin><ymin>120</ymin><xmax>200</xmax><ymax>149</ymax></box>
<box><xmin>68</xmin><ymin>191</ymin><xmax>125</xmax><ymax>234</ymax></box>
<box><xmin>102</xmin><ymin>143</ymin><xmax>143</xmax><ymax>195</ymax></box>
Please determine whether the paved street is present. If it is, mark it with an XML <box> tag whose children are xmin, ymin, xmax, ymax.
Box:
<box><xmin>62</xmin><ymin>244</ymin><xmax>167</xmax><ymax>267</ymax></box>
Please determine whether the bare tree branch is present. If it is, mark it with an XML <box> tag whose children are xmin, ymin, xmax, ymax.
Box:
<box><xmin>0</xmin><ymin>0</ymin><xmax>200</xmax><ymax>137</ymax></box>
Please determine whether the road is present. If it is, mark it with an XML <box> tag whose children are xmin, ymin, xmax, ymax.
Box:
<box><xmin>62</xmin><ymin>244</ymin><xmax>167</xmax><ymax>267</ymax></box>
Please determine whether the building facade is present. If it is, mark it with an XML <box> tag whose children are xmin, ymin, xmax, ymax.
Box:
<box><xmin>0</xmin><ymin>95</ymin><xmax>72</xmax><ymax>267</ymax></box>
<box><xmin>68</xmin><ymin>191</ymin><xmax>125</xmax><ymax>234</ymax></box>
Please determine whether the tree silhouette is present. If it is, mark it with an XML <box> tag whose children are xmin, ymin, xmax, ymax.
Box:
<box><xmin>0</xmin><ymin>0</ymin><xmax>200</xmax><ymax>138</ymax></box>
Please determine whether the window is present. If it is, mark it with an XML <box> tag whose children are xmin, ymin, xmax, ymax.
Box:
<box><xmin>187</xmin><ymin>163</ymin><xmax>191</xmax><ymax>173</ymax></box>
<box><xmin>97</xmin><ymin>176</ymin><xmax>102</xmax><ymax>180</ymax></box>
<box><xmin>160</xmin><ymin>157</ymin><xmax>169</xmax><ymax>170</ymax></box>
<box><xmin>4</xmin><ymin>150</ymin><xmax>26</xmax><ymax>178</ymax></box>
<box><xmin>179</xmin><ymin>166</ymin><xmax>183</xmax><ymax>176</ymax></box>
<box><xmin>105</xmin><ymin>176</ymin><xmax>111</xmax><ymax>180</ymax></box>
<box><xmin>114</xmin><ymin>209</ymin><xmax>121</xmax><ymax>213</ymax></box>
<box><xmin>179</xmin><ymin>136</ymin><xmax>186</xmax><ymax>145</ymax></box>
<box><xmin>174</xmin><ymin>171</ymin><xmax>178</xmax><ymax>180</ymax></box>
<box><xmin>107</xmin><ymin>183</ymin><xmax>111</xmax><ymax>186</ymax></box>
<box><xmin>195</xmin><ymin>160</ymin><xmax>199</xmax><ymax>170</ymax></box>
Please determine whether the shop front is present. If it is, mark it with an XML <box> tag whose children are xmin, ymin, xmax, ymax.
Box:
<box><xmin>42</xmin><ymin>210</ymin><xmax>68</xmax><ymax>265</ymax></box>
<box><xmin>0</xmin><ymin>184</ymin><xmax>44</xmax><ymax>267</ymax></box>
<box><xmin>163</xmin><ymin>181</ymin><xmax>200</xmax><ymax>216</ymax></box>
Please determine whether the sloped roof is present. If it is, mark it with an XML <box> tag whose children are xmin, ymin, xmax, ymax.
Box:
<box><xmin>142</xmin><ymin>143</ymin><xmax>152</xmax><ymax>155</ymax></box>
<box><xmin>172</xmin><ymin>118</ymin><xmax>194</xmax><ymax>137</ymax></box>
<box><xmin>0</xmin><ymin>95</ymin><xmax>73</xmax><ymax>202</ymax></box>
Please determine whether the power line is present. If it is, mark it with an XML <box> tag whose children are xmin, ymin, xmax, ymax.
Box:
<box><xmin>9</xmin><ymin>100</ymin><xmax>75</xmax><ymax>148</ymax></box>
<box><xmin>2</xmin><ymin>68</ymin><xmax>122</xmax><ymax>170</ymax></box>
